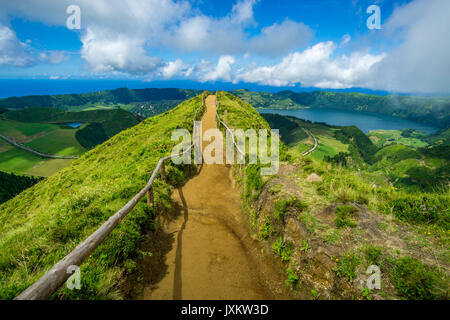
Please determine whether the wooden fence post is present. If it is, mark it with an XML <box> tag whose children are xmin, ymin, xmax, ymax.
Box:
<box><xmin>160</xmin><ymin>162</ymin><xmax>166</xmax><ymax>181</ymax></box>
<box><xmin>146</xmin><ymin>187</ymin><xmax>153</xmax><ymax>207</ymax></box>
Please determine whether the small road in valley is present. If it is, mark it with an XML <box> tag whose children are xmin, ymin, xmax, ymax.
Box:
<box><xmin>0</xmin><ymin>133</ymin><xmax>79</xmax><ymax>159</ymax></box>
<box><xmin>301</xmin><ymin>128</ymin><xmax>318</xmax><ymax>156</ymax></box>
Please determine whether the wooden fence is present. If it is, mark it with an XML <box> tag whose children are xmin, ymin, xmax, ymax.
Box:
<box><xmin>215</xmin><ymin>92</ymin><xmax>246</xmax><ymax>163</ymax></box>
<box><xmin>14</xmin><ymin>94</ymin><xmax>205</xmax><ymax>300</ymax></box>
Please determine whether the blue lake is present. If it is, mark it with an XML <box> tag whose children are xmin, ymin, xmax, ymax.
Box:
<box><xmin>64</xmin><ymin>122</ymin><xmax>82</xmax><ymax>128</ymax></box>
<box><xmin>258</xmin><ymin>108</ymin><xmax>439</xmax><ymax>134</ymax></box>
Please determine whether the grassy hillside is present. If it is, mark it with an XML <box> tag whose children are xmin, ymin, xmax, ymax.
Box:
<box><xmin>261</xmin><ymin>113</ymin><xmax>349</xmax><ymax>162</ymax></box>
<box><xmin>217</xmin><ymin>93</ymin><xmax>449</xmax><ymax>300</ymax></box>
<box><xmin>0</xmin><ymin>93</ymin><xmax>205</xmax><ymax>299</ymax></box>
<box><xmin>230</xmin><ymin>89</ymin><xmax>450</xmax><ymax>128</ymax></box>
<box><xmin>0</xmin><ymin>88</ymin><xmax>202</xmax><ymax>118</ymax></box>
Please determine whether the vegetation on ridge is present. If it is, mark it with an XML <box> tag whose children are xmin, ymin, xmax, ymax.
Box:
<box><xmin>217</xmin><ymin>92</ymin><xmax>449</xmax><ymax>300</ymax></box>
<box><xmin>0</xmin><ymin>93</ymin><xmax>205</xmax><ymax>299</ymax></box>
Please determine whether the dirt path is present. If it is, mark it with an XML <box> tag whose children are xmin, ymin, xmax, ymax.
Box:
<box><xmin>129</xmin><ymin>95</ymin><xmax>289</xmax><ymax>300</ymax></box>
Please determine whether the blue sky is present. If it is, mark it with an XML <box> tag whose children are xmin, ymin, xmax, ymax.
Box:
<box><xmin>0</xmin><ymin>0</ymin><xmax>449</xmax><ymax>94</ymax></box>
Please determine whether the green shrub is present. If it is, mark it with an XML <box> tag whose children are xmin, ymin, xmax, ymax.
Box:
<box><xmin>390</xmin><ymin>257</ymin><xmax>445</xmax><ymax>300</ymax></box>
<box><xmin>364</xmin><ymin>245</ymin><xmax>384</xmax><ymax>265</ymax></box>
<box><xmin>272</xmin><ymin>237</ymin><xmax>294</xmax><ymax>262</ymax></box>
<box><xmin>335</xmin><ymin>205</ymin><xmax>358</xmax><ymax>228</ymax></box>
<box><xmin>379</xmin><ymin>194</ymin><xmax>449</xmax><ymax>228</ymax></box>
<box><xmin>334</xmin><ymin>253</ymin><xmax>362</xmax><ymax>282</ymax></box>
<box><xmin>274</xmin><ymin>197</ymin><xmax>308</xmax><ymax>220</ymax></box>
<box><xmin>285</xmin><ymin>267</ymin><xmax>299</xmax><ymax>288</ymax></box>
<box><xmin>165</xmin><ymin>165</ymin><xmax>185</xmax><ymax>188</ymax></box>
<box><xmin>258</xmin><ymin>219</ymin><xmax>272</xmax><ymax>240</ymax></box>
<box><xmin>244</xmin><ymin>164</ymin><xmax>264</xmax><ymax>200</ymax></box>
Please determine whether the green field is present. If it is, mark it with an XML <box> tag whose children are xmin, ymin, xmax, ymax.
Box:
<box><xmin>27</xmin><ymin>159</ymin><xmax>74</xmax><ymax>177</ymax></box>
<box><xmin>0</xmin><ymin>148</ymin><xmax>44</xmax><ymax>174</ymax></box>
<box><xmin>310</xmin><ymin>134</ymin><xmax>349</xmax><ymax>161</ymax></box>
<box><xmin>0</xmin><ymin>119</ymin><xmax>84</xmax><ymax>176</ymax></box>
<box><xmin>261</xmin><ymin>113</ymin><xmax>350</xmax><ymax>162</ymax></box>
<box><xmin>0</xmin><ymin>119</ymin><xmax>58</xmax><ymax>141</ymax></box>
<box><xmin>368</xmin><ymin>129</ymin><xmax>429</xmax><ymax>148</ymax></box>
<box><xmin>25</xmin><ymin>129</ymin><xmax>86</xmax><ymax>156</ymax></box>
<box><xmin>0</xmin><ymin>108</ymin><xmax>140</xmax><ymax>177</ymax></box>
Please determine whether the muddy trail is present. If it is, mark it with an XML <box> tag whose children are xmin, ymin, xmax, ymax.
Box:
<box><xmin>124</xmin><ymin>95</ymin><xmax>291</xmax><ymax>300</ymax></box>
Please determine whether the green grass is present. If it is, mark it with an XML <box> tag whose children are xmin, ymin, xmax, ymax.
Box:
<box><xmin>310</xmin><ymin>135</ymin><xmax>349</xmax><ymax>162</ymax></box>
<box><xmin>272</xmin><ymin>237</ymin><xmax>294</xmax><ymax>262</ymax></box>
<box><xmin>334</xmin><ymin>252</ymin><xmax>362</xmax><ymax>282</ymax></box>
<box><xmin>335</xmin><ymin>205</ymin><xmax>358</xmax><ymax>228</ymax></box>
<box><xmin>0</xmin><ymin>148</ymin><xmax>43</xmax><ymax>174</ymax></box>
<box><xmin>0</xmin><ymin>93</ymin><xmax>205</xmax><ymax>299</ymax></box>
<box><xmin>25</xmin><ymin>129</ymin><xmax>86</xmax><ymax>156</ymax></box>
<box><xmin>1</xmin><ymin>108</ymin><xmax>140</xmax><ymax>176</ymax></box>
<box><xmin>285</xmin><ymin>267</ymin><xmax>300</xmax><ymax>289</ymax></box>
<box><xmin>217</xmin><ymin>91</ymin><xmax>270</xmax><ymax>131</ymax></box>
<box><xmin>26</xmin><ymin>159</ymin><xmax>74</xmax><ymax>177</ymax></box>
<box><xmin>369</xmin><ymin>129</ymin><xmax>429</xmax><ymax>148</ymax></box>
<box><xmin>390</xmin><ymin>256</ymin><xmax>447</xmax><ymax>300</ymax></box>
<box><xmin>216</xmin><ymin>93</ymin><xmax>449</xmax><ymax>300</ymax></box>
<box><xmin>0</xmin><ymin>119</ymin><xmax>58</xmax><ymax>140</ymax></box>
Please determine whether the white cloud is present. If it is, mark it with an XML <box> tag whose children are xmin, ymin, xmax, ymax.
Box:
<box><xmin>1</xmin><ymin>0</ymin><xmax>448</xmax><ymax>94</ymax></box>
<box><xmin>248</xmin><ymin>19</ymin><xmax>313</xmax><ymax>57</ymax></box>
<box><xmin>201</xmin><ymin>56</ymin><xmax>236</xmax><ymax>82</ymax></box>
<box><xmin>81</xmin><ymin>27</ymin><xmax>161</xmax><ymax>74</ymax></box>
<box><xmin>341</xmin><ymin>34</ymin><xmax>351</xmax><ymax>45</ymax></box>
<box><xmin>367</xmin><ymin>0</ymin><xmax>450</xmax><ymax>93</ymax></box>
<box><xmin>39</xmin><ymin>51</ymin><xmax>69</xmax><ymax>64</ymax></box>
<box><xmin>164</xmin><ymin>0</ymin><xmax>311</xmax><ymax>56</ymax></box>
<box><xmin>162</xmin><ymin>59</ymin><xmax>184</xmax><ymax>79</ymax></box>
<box><xmin>0</xmin><ymin>24</ymin><xmax>34</xmax><ymax>67</ymax></box>
<box><xmin>236</xmin><ymin>42</ymin><xmax>385</xmax><ymax>88</ymax></box>
<box><xmin>0</xmin><ymin>0</ymin><xmax>312</xmax><ymax>75</ymax></box>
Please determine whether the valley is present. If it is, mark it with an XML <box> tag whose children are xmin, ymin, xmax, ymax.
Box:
<box><xmin>0</xmin><ymin>107</ymin><xmax>140</xmax><ymax>176</ymax></box>
<box><xmin>0</xmin><ymin>90</ymin><xmax>448</xmax><ymax>301</ymax></box>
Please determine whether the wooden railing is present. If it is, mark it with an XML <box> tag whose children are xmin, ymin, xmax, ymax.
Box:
<box><xmin>15</xmin><ymin>94</ymin><xmax>206</xmax><ymax>300</ymax></box>
<box><xmin>215</xmin><ymin>92</ymin><xmax>246</xmax><ymax>162</ymax></box>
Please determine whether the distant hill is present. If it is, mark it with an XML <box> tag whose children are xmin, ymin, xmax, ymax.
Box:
<box><xmin>231</xmin><ymin>89</ymin><xmax>450</xmax><ymax>128</ymax></box>
<box><xmin>0</xmin><ymin>88</ymin><xmax>202</xmax><ymax>118</ymax></box>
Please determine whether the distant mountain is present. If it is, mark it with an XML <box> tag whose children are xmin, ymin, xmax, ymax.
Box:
<box><xmin>230</xmin><ymin>89</ymin><xmax>450</xmax><ymax>128</ymax></box>
<box><xmin>0</xmin><ymin>88</ymin><xmax>202</xmax><ymax>118</ymax></box>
